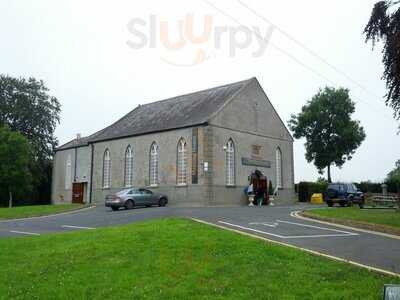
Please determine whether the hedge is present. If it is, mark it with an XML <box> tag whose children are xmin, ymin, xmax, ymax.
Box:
<box><xmin>297</xmin><ymin>181</ymin><xmax>328</xmax><ymax>202</ymax></box>
<box><xmin>296</xmin><ymin>181</ymin><xmax>400</xmax><ymax>202</ymax></box>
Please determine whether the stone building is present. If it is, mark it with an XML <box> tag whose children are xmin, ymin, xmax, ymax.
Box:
<box><xmin>52</xmin><ymin>77</ymin><xmax>295</xmax><ymax>206</ymax></box>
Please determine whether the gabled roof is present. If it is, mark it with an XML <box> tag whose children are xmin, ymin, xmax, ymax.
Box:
<box><xmin>57</xmin><ymin>78</ymin><xmax>253</xmax><ymax>150</ymax></box>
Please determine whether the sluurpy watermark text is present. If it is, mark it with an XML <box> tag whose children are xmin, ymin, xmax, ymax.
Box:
<box><xmin>126</xmin><ymin>14</ymin><xmax>275</xmax><ymax>67</ymax></box>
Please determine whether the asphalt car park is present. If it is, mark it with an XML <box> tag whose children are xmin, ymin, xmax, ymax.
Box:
<box><xmin>1</xmin><ymin>204</ymin><xmax>399</xmax><ymax>275</ymax></box>
<box><xmin>217</xmin><ymin>219</ymin><xmax>358</xmax><ymax>239</ymax></box>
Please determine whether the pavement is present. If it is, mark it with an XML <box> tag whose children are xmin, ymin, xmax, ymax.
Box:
<box><xmin>1</xmin><ymin>203</ymin><xmax>399</xmax><ymax>274</ymax></box>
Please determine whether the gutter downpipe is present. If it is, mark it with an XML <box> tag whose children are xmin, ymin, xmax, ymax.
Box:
<box><xmin>89</xmin><ymin>143</ymin><xmax>94</xmax><ymax>204</ymax></box>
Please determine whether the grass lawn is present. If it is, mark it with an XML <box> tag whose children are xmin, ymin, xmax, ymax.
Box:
<box><xmin>0</xmin><ymin>218</ymin><xmax>398</xmax><ymax>299</ymax></box>
<box><xmin>0</xmin><ymin>204</ymin><xmax>85</xmax><ymax>220</ymax></box>
<box><xmin>303</xmin><ymin>207</ymin><xmax>400</xmax><ymax>234</ymax></box>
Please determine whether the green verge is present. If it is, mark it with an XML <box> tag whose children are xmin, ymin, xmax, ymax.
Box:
<box><xmin>303</xmin><ymin>207</ymin><xmax>400</xmax><ymax>235</ymax></box>
<box><xmin>0</xmin><ymin>218</ymin><xmax>398</xmax><ymax>299</ymax></box>
<box><xmin>0</xmin><ymin>204</ymin><xmax>86</xmax><ymax>220</ymax></box>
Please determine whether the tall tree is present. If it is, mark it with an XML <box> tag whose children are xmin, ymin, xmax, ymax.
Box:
<box><xmin>364</xmin><ymin>1</ymin><xmax>400</xmax><ymax>121</ymax></box>
<box><xmin>386</xmin><ymin>159</ymin><xmax>400</xmax><ymax>192</ymax></box>
<box><xmin>0</xmin><ymin>126</ymin><xmax>31</xmax><ymax>207</ymax></box>
<box><xmin>288</xmin><ymin>87</ymin><xmax>366</xmax><ymax>182</ymax></box>
<box><xmin>0</xmin><ymin>75</ymin><xmax>61</xmax><ymax>203</ymax></box>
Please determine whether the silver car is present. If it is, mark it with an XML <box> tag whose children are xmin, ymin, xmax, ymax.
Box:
<box><xmin>105</xmin><ymin>188</ymin><xmax>168</xmax><ymax>211</ymax></box>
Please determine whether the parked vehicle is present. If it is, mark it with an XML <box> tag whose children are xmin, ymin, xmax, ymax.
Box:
<box><xmin>324</xmin><ymin>183</ymin><xmax>364</xmax><ymax>207</ymax></box>
<box><xmin>105</xmin><ymin>188</ymin><xmax>168</xmax><ymax>211</ymax></box>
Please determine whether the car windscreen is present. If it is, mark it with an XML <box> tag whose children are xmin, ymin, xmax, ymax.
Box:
<box><xmin>346</xmin><ymin>184</ymin><xmax>357</xmax><ymax>193</ymax></box>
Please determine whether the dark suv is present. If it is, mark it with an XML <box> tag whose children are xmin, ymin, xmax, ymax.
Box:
<box><xmin>324</xmin><ymin>183</ymin><xmax>364</xmax><ymax>207</ymax></box>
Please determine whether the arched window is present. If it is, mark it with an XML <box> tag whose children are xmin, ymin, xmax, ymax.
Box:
<box><xmin>225</xmin><ymin>139</ymin><xmax>235</xmax><ymax>186</ymax></box>
<box><xmin>276</xmin><ymin>147</ymin><xmax>282</xmax><ymax>188</ymax></box>
<box><xmin>149</xmin><ymin>142</ymin><xmax>158</xmax><ymax>186</ymax></box>
<box><xmin>65</xmin><ymin>154</ymin><xmax>72</xmax><ymax>189</ymax></box>
<box><xmin>124</xmin><ymin>146</ymin><xmax>133</xmax><ymax>187</ymax></box>
<box><xmin>103</xmin><ymin>149</ymin><xmax>111</xmax><ymax>188</ymax></box>
<box><xmin>177</xmin><ymin>138</ymin><xmax>187</xmax><ymax>185</ymax></box>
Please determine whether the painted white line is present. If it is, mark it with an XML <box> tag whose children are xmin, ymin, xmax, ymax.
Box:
<box><xmin>249</xmin><ymin>222</ymin><xmax>278</xmax><ymax>227</ymax></box>
<box><xmin>219</xmin><ymin>221</ymin><xmax>286</xmax><ymax>238</ymax></box>
<box><xmin>284</xmin><ymin>234</ymin><xmax>356</xmax><ymax>239</ymax></box>
<box><xmin>291</xmin><ymin>210</ymin><xmax>400</xmax><ymax>240</ymax></box>
<box><xmin>276</xmin><ymin>220</ymin><xmax>359</xmax><ymax>236</ymax></box>
<box><xmin>10</xmin><ymin>230</ymin><xmax>40</xmax><ymax>236</ymax></box>
<box><xmin>192</xmin><ymin>218</ymin><xmax>400</xmax><ymax>278</ymax></box>
<box><xmin>218</xmin><ymin>221</ymin><xmax>356</xmax><ymax>239</ymax></box>
<box><xmin>61</xmin><ymin>225</ymin><xmax>96</xmax><ymax>230</ymax></box>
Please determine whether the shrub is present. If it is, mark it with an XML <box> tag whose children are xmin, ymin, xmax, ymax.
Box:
<box><xmin>354</xmin><ymin>181</ymin><xmax>382</xmax><ymax>193</ymax></box>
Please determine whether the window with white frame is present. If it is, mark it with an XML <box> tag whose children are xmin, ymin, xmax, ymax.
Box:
<box><xmin>124</xmin><ymin>145</ymin><xmax>133</xmax><ymax>187</ymax></box>
<box><xmin>149</xmin><ymin>142</ymin><xmax>158</xmax><ymax>186</ymax></box>
<box><xmin>103</xmin><ymin>149</ymin><xmax>111</xmax><ymax>188</ymax></box>
<box><xmin>225</xmin><ymin>139</ymin><xmax>235</xmax><ymax>186</ymax></box>
<box><xmin>65</xmin><ymin>154</ymin><xmax>72</xmax><ymax>190</ymax></box>
<box><xmin>276</xmin><ymin>147</ymin><xmax>282</xmax><ymax>188</ymax></box>
<box><xmin>177</xmin><ymin>138</ymin><xmax>187</xmax><ymax>185</ymax></box>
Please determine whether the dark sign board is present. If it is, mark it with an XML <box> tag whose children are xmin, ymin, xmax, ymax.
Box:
<box><xmin>191</xmin><ymin>128</ymin><xmax>198</xmax><ymax>184</ymax></box>
<box><xmin>241</xmin><ymin>157</ymin><xmax>271</xmax><ymax>168</ymax></box>
<box><xmin>384</xmin><ymin>285</ymin><xmax>400</xmax><ymax>300</ymax></box>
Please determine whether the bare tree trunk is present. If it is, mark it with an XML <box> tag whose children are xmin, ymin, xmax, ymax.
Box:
<box><xmin>8</xmin><ymin>190</ymin><xmax>12</xmax><ymax>208</ymax></box>
<box><xmin>327</xmin><ymin>165</ymin><xmax>332</xmax><ymax>183</ymax></box>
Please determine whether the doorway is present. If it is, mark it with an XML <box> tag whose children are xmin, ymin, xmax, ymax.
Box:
<box><xmin>72</xmin><ymin>182</ymin><xmax>85</xmax><ymax>204</ymax></box>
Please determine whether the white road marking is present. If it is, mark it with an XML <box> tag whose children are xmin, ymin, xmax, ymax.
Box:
<box><xmin>218</xmin><ymin>220</ymin><xmax>358</xmax><ymax>239</ymax></box>
<box><xmin>10</xmin><ymin>230</ymin><xmax>40</xmax><ymax>236</ymax></box>
<box><xmin>192</xmin><ymin>218</ymin><xmax>400</xmax><ymax>278</ymax></box>
<box><xmin>219</xmin><ymin>221</ymin><xmax>287</xmax><ymax>238</ymax></box>
<box><xmin>276</xmin><ymin>220</ymin><xmax>359</xmax><ymax>235</ymax></box>
<box><xmin>249</xmin><ymin>222</ymin><xmax>278</xmax><ymax>227</ymax></box>
<box><xmin>61</xmin><ymin>225</ymin><xmax>96</xmax><ymax>230</ymax></box>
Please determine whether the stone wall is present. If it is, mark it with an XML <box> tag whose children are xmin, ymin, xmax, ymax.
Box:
<box><xmin>51</xmin><ymin>145</ymin><xmax>91</xmax><ymax>204</ymax></box>
<box><xmin>90</xmin><ymin>127</ymin><xmax>207</xmax><ymax>205</ymax></box>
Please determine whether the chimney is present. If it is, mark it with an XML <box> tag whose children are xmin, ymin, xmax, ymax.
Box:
<box><xmin>76</xmin><ymin>133</ymin><xmax>81</xmax><ymax>140</ymax></box>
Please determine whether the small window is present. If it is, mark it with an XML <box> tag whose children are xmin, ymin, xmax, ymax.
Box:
<box><xmin>225</xmin><ymin>139</ymin><xmax>235</xmax><ymax>186</ymax></box>
<box><xmin>149</xmin><ymin>142</ymin><xmax>159</xmax><ymax>186</ymax></box>
<box><xmin>127</xmin><ymin>189</ymin><xmax>135</xmax><ymax>195</ymax></box>
<box><xmin>103</xmin><ymin>149</ymin><xmax>111</xmax><ymax>188</ymax></box>
<box><xmin>252</xmin><ymin>145</ymin><xmax>262</xmax><ymax>157</ymax></box>
<box><xmin>143</xmin><ymin>189</ymin><xmax>153</xmax><ymax>195</ymax></box>
<box><xmin>65</xmin><ymin>154</ymin><xmax>72</xmax><ymax>190</ymax></box>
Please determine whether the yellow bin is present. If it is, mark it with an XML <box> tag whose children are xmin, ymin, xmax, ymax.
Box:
<box><xmin>310</xmin><ymin>193</ymin><xmax>324</xmax><ymax>204</ymax></box>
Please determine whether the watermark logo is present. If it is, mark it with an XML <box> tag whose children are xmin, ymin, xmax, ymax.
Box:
<box><xmin>126</xmin><ymin>14</ymin><xmax>275</xmax><ymax>67</ymax></box>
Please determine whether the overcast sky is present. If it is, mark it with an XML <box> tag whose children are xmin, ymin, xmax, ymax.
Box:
<box><xmin>1</xmin><ymin>0</ymin><xmax>399</xmax><ymax>183</ymax></box>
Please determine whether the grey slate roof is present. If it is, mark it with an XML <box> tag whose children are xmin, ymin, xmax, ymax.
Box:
<box><xmin>57</xmin><ymin>136</ymin><xmax>90</xmax><ymax>150</ymax></box>
<box><xmin>57</xmin><ymin>78</ymin><xmax>253</xmax><ymax>150</ymax></box>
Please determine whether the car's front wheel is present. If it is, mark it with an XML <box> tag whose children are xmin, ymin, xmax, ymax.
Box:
<box><xmin>125</xmin><ymin>200</ymin><xmax>135</xmax><ymax>210</ymax></box>
<box><xmin>158</xmin><ymin>198</ymin><xmax>167</xmax><ymax>207</ymax></box>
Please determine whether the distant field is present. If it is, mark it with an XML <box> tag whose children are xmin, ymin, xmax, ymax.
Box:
<box><xmin>0</xmin><ymin>218</ymin><xmax>398</xmax><ymax>299</ymax></box>
<box><xmin>0</xmin><ymin>204</ymin><xmax>85</xmax><ymax>220</ymax></box>
<box><xmin>303</xmin><ymin>207</ymin><xmax>400</xmax><ymax>234</ymax></box>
